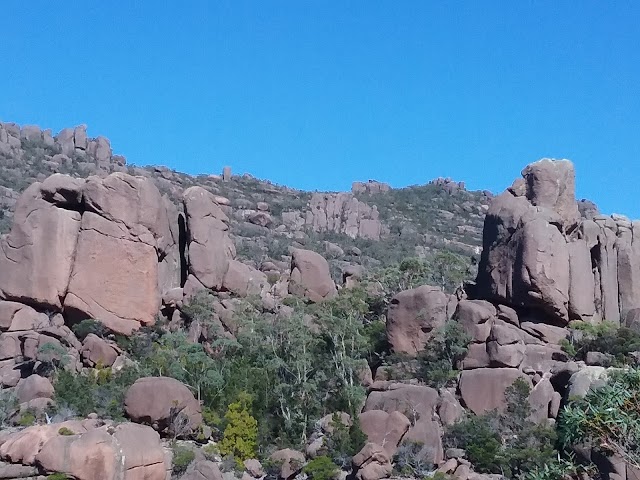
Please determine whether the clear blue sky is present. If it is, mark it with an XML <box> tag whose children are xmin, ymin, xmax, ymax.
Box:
<box><xmin>1</xmin><ymin>2</ymin><xmax>639</xmax><ymax>217</ymax></box>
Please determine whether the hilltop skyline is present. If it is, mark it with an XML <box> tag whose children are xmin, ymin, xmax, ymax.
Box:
<box><xmin>2</xmin><ymin>2</ymin><xmax>639</xmax><ymax>217</ymax></box>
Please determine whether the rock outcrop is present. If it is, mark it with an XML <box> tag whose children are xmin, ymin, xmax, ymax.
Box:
<box><xmin>305</xmin><ymin>193</ymin><xmax>385</xmax><ymax>240</ymax></box>
<box><xmin>0</xmin><ymin>420</ymin><xmax>168</xmax><ymax>480</ymax></box>
<box><xmin>0</xmin><ymin>172</ymin><xmax>178</xmax><ymax>335</ymax></box>
<box><xmin>386</xmin><ymin>286</ymin><xmax>457</xmax><ymax>355</ymax></box>
<box><xmin>0</xmin><ymin>122</ymin><xmax>124</xmax><ymax>173</ymax></box>
<box><xmin>478</xmin><ymin>158</ymin><xmax>640</xmax><ymax>326</ymax></box>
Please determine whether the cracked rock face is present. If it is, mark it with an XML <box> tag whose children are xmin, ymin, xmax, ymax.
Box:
<box><xmin>183</xmin><ymin>186</ymin><xmax>235</xmax><ymax>291</ymax></box>
<box><xmin>0</xmin><ymin>173</ymin><xmax>178</xmax><ymax>335</ymax></box>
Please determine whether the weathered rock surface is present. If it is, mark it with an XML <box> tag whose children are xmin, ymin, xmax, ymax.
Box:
<box><xmin>0</xmin><ymin>172</ymin><xmax>178</xmax><ymax>335</ymax></box>
<box><xmin>289</xmin><ymin>248</ymin><xmax>337</xmax><ymax>302</ymax></box>
<box><xmin>183</xmin><ymin>187</ymin><xmax>235</xmax><ymax>291</ymax></box>
<box><xmin>386</xmin><ymin>286</ymin><xmax>454</xmax><ymax>355</ymax></box>
<box><xmin>0</xmin><ymin>421</ymin><xmax>167</xmax><ymax>480</ymax></box>
<box><xmin>80</xmin><ymin>333</ymin><xmax>119</xmax><ymax>367</ymax></box>
<box><xmin>269</xmin><ymin>448</ymin><xmax>305</xmax><ymax>480</ymax></box>
<box><xmin>459</xmin><ymin>368</ymin><xmax>531</xmax><ymax>414</ymax></box>
<box><xmin>478</xmin><ymin>158</ymin><xmax>640</xmax><ymax>326</ymax></box>
<box><xmin>182</xmin><ymin>460</ymin><xmax>224</xmax><ymax>480</ymax></box>
<box><xmin>364</xmin><ymin>383</ymin><xmax>443</xmax><ymax>463</ymax></box>
<box><xmin>124</xmin><ymin>377</ymin><xmax>203</xmax><ymax>434</ymax></box>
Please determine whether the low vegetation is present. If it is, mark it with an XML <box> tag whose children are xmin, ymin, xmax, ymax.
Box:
<box><xmin>444</xmin><ymin>379</ymin><xmax>557</xmax><ymax>478</ymax></box>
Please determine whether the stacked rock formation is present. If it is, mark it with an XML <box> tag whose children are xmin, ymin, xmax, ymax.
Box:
<box><xmin>478</xmin><ymin>158</ymin><xmax>640</xmax><ymax>326</ymax></box>
<box><xmin>304</xmin><ymin>192</ymin><xmax>385</xmax><ymax>240</ymax></box>
<box><xmin>0</xmin><ymin>122</ymin><xmax>125</xmax><ymax>172</ymax></box>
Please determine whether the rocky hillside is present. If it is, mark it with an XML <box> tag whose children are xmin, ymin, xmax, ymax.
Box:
<box><xmin>0</xmin><ymin>122</ymin><xmax>489</xmax><ymax>279</ymax></box>
<box><xmin>0</xmin><ymin>121</ymin><xmax>638</xmax><ymax>480</ymax></box>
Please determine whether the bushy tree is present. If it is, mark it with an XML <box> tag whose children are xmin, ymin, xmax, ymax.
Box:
<box><xmin>219</xmin><ymin>392</ymin><xmax>258</xmax><ymax>467</ymax></box>
<box><xmin>418</xmin><ymin>320</ymin><xmax>470</xmax><ymax>388</ymax></box>
<box><xmin>325</xmin><ymin>413</ymin><xmax>367</xmax><ymax>468</ymax></box>
<box><xmin>303</xmin><ymin>456</ymin><xmax>339</xmax><ymax>480</ymax></box>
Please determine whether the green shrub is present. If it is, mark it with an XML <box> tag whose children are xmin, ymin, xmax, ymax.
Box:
<box><xmin>219</xmin><ymin>392</ymin><xmax>258</xmax><ymax>467</ymax></box>
<box><xmin>522</xmin><ymin>455</ymin><xmax>592</xmax><ymax>480</ymax></box>
<box><xmin>53</xmin><ymin>367</ymin><xmax>142</xmax><ymax>419</ymax></box>
<box><xmin>172</xmin><ymin>444</ymin><xmax>195</xmax><ymax>475</ymax></box>
<box><xmin>325</xmin><ymin>414</ymin><xmax>367</xmax><ymax>467</ymax></box>
<box><xmin>444</xmin><ymin>379</ymin><xmax>557</xmax><ymax>477</ymax></box>
<box><xmin>71</xmin><ymin>318</ymin><xmax>107</xmax><ymax>340</ymax></box>
<box><xmin>558</xmin><ymin>368</ymin><xmax>640</xmax><ymax>469</ymax></box>
<box><xmin>393</xmin><ymin>440</ymin><xmax>433</xmax><ymax>477</ymax></box>
<box><xmin>564</xmin><ymin>321</ymin><xmax>640</xmax><ymax>366</ymax></box>
<box><xmin>18</xmin><ymin>410</ymin><xmax>36</xmax><ymax>427</ymax></box>
<box><xmin>47</xmin><ymin>474</ymin><xmax>72</xmax><ymax>480</ymax></box>
<box><xmin>0</xmin><ymin>388</ymin><xmax>18</xmax><ymax>427</ymax></box>
<box><xmin>418</xmin><ymin>321</ymin><xmax>470</xmax><ymax>388</ymax></box>
<box><xmin>58</xmin><ymin>427</ymin><xmax>75</xmax><ymax>436</ymax></box>
<box><xmin>303</xmin><ymin>456</ymin><xmax>339</xmax><ymax>480</ymax></box>
<box><xmin>202</xmin><ymin>442</ymin><xmax>220</xmax><ymax>461</ymax></box>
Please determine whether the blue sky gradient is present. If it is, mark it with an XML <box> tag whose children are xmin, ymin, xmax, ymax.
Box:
<box><xmin>1</xmin><ymin>2</ymin><xmax>639</xmax><ymax>217</ymax></box>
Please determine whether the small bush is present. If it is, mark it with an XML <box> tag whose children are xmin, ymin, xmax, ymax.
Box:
<box><xmin>418</xmin><ymin>321</ymin><xmax>470</xmax><ymax>388</ymax></box>
<box><xmin>393</xmin><ymin>440</ymin><xmax>433</xmax><ymax>477</ymax></box>
<box><xmin>47</xmin><ymin>474</ymin><xmax>72</xmax><ymax>480</ymax></box>
<box><xmin>58</xmin><ymin>427</ymin><xmax>75</xmax><ymax>436</ymax></box>
<box><xmin>71</xmin><ymin>319</ymin><xmax>107</xmax><ymax>341</ymax></box>
<box><xmin>303</xmin><ymin>456</ymin><xmax>339</xmax><ymax>480</ymax></box>
<box><xmin>218</xmin><ymin>392</ymin><xmax>258</xmax><ymax>467</ymax></box>
<box><xmin>18</xmin><ymin>410</ymin><xmax>36</xmax><ymax>427</ymax></box>
<box><xmin>202</xmin><ymin>442</ymin><xmax>220</xmax><ymax>461</ymax></box>
<box><xmin>326</xmin><ymin>414</ymin><xmax>367</xmax><ymax>468</ymax></box>
<box><xmin>172</xmin><ymin>444</ymin><xmax>195</xmax><ymax>475</ymax></box>
<box><xmin>564</xmin><ymin>321</ymin><xmax>640</xmax><ymax>366</ymax></box>
<box><xmin>0</xmin><ymin>388</ymin><xmax>18</xmax><ymax>427</ymax></box>
<box><xmin>444</xmin><ymin>379</ymin><xmax>557</xmax><ymax>477</ymax></box>
<box><xmin>558</xmin><ymin>368</ymin><xmax>640</xmax><ymax>468</ymax></box>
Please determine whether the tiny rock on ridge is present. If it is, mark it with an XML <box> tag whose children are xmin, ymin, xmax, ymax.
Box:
<box><xmin>0</xmin><ymin>121</ymin><xmax>638</xmax><ymax>480</ymax></box>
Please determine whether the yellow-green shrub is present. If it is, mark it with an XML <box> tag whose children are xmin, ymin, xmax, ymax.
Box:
<box><xmin>218</xmin><ymin>392</ymin><xmax>258</xmax><ymax>467</ymax></box>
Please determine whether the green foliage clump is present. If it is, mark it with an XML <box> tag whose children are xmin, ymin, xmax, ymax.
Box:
<box><xmin>47</xmin><ymin>474</ymin><xmax>72</xmax><ymax>480</ymax></box>
<box><xmin>558</xmin><ymin>368</ymin><xmax>640</xmax><ymax>469</ymax></box>
<box><xmin>18</xmin><ymin>410</ymin><xmax>36</xmax><ymax>427</ymax></box>
<box><xmin>171</xmin><ymin>444</ymin><xmax>195</xmax><ymax>475</ymax></box>
<box><xmin>444</xmin><ymin>379</ymin><xmax>558</xmax><ymax>478</ymax></box>
<box><xmin>71</xmin><ymin>319</ymin><xmax>107</xmax><ymax>341</ymax></box>
<box><xmin>53</xmin><ymin>367</ymin><xmax>141</xmax><ymax>419</ymax></box>
<box><xmin>0</xmin><ymin>388</ymin><xmax>18</xmax><ymax>427</ymax></box>
<box><xmin>375</xmin><ymin>251</ymin><xmax>473</xmax><ymax>298</ymax></box>
<box><xmin>418</xmin><ymin>321</ymin><xmax>470</xmax><ymax>388</ymax></box>
<box><xmin>219</xmin><ymin>392</ymin><xmax>258</xmax><ymax>466</ymax></box>
<box><xmin>393</xmin><ymin>440</ymin><xmax>433</xmax><ymax>477</ymax></box>
<box><xmin>522</xmin><ymin>455</ymin><xmax>593</xmax><ymax>480</ymax></box>
<box><xmin>563</xmin><ymin>321</ymin><xmax>640</xmax><ymax>366</ymax></box>
<box><xmin>303</xmin><ymin>456</ymin><xmax>339</xmax><ymax>480</ymax></box>
<box><xmin>58</xmin><ymin>427</ymin><xmax>75</xmax><ymax>436</ymax></box>
<box><xmin>202</xmin><ymin>442</ymin><xmax>220</xmax><ymax>461</ymax></box>
<box><xmin>325</xmin><ymin>414</ymin><xmax>367</xmax><ymax>468</ymax></box>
